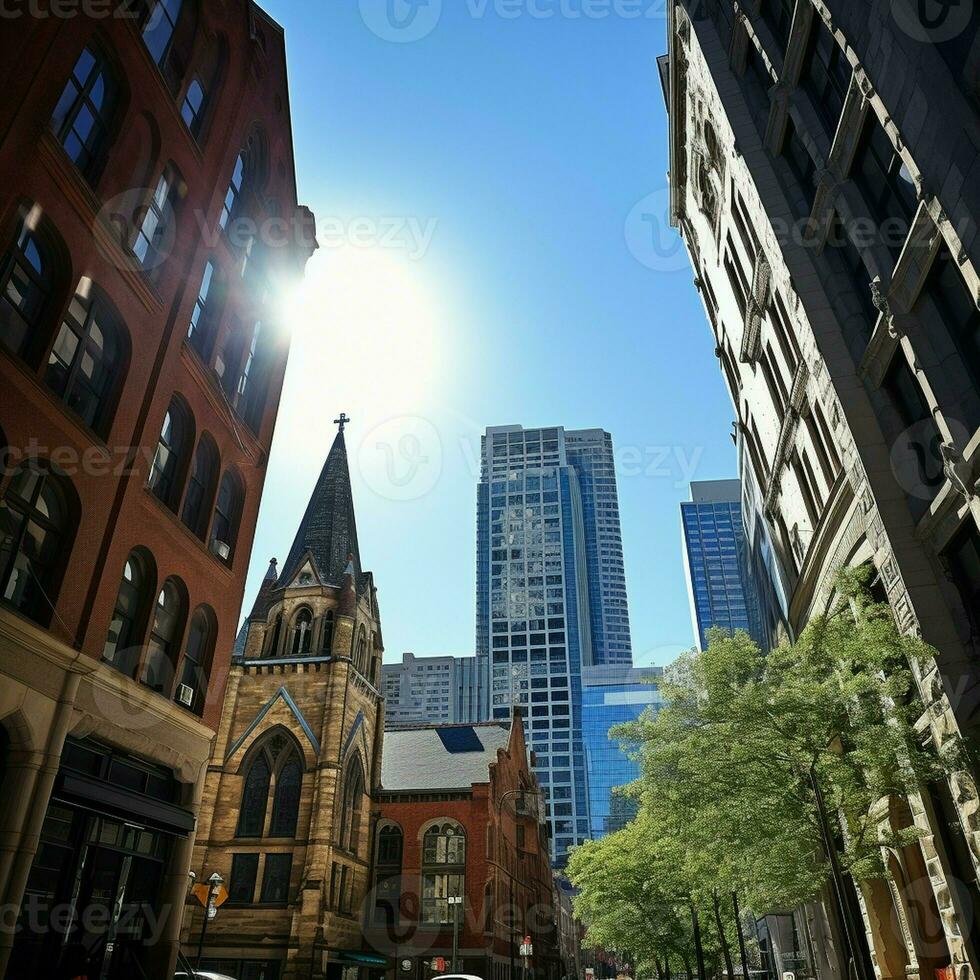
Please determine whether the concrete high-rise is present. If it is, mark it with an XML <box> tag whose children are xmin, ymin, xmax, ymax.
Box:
<box><xmin>382</xmin><ymin>652</ymin><xmax>487</xmax><ymax>728</ymax></box>
<box><xmin>476</xmin><ymin>424</ymin><xmax>633</xmax><ymax>865</ymax></box>
<box><xmin>680</xmin><ymin>479</ymin><xmax>764</xmax><ymax>650</ymax></box>
<box><xmin>663</xmin><ymin>2</ymin><xmax>980</xmax><ymax>976</ymax></box>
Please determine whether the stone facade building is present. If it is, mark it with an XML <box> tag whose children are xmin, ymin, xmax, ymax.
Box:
<box><xmin>0</xmin><ymin>3</ymin><xmax>313</xmax><ymax>978</ymax></box>
<box><xmin>369</xmin><ymin>711</ymin><xmax>561</xmax><ymax>980</ymax></box>
<box><xmin>663</xmin><ymin>2</ymin><xmax>980</xmax><ymax>980</ymax></box>
<box><xmin>183</xmin><ymin>427</ymin><xmax>386</xmax><ymax>980</ymax></box>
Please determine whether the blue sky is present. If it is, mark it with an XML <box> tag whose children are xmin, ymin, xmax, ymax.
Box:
<box><xmin>244</xmin><ymin>0</ymin><xmax>737</xmax><ymax>668</ymax></box>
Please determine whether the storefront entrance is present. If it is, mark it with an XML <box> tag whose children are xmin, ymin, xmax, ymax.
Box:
<box><xmin>7</xmin><ymin>738</ymin><xmax>192</xmax><ymax>980</ymax></box>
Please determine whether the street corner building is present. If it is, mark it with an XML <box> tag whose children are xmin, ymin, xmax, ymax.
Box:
<box><xmin>367</xmin><ymin>710</ymin><xmax>563</xmax><ymax>980</ymax></box>
<box><xmin>184</xmin><ymin>427</ymin><xmax>386</xmax><ymax>980</ymax></box>
<box><xmin>0</xmin><ymin>2</ymin><xmax>315</xmax><ymax>978</ymax></box>
<box><xmin>662</xmin><ymin>3</ymin><xmax>980</xmax><ymax>980</ymax></box>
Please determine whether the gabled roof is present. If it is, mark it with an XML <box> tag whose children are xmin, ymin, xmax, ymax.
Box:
<box><xmin>280</xmin><ymin>430</ymin><xmax>362</xmax><ymax>589</ymax></box>
<box><xmin>381</xmin><ymin>723</ymin><xmax>512</xmax><ymax>792</ymax></box>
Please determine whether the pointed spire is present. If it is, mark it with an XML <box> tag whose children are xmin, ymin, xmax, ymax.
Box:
<box><xmin>280</xmin><ymin>429</ymin><xmax>361</xmax><ymax>588</ymax></box>
<box><xmin>337</xmin><ymin>552</ymin><xmax>357</xmax><ymax>618</ymax></box>
<box><xmin>248</xmin><ymin>557</ymin><xmax>280</xmax><ymax>620</ymax></box>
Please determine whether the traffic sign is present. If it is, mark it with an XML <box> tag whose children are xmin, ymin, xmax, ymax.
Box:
<box><xmin>435</xmin><ymin>957</ymin><xmax>446</xmax><ymax>972</ymax></box>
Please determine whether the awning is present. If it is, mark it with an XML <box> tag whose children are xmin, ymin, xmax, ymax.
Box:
<box><xmin>336</xmin><ymin>952</ymin><xmax>390</xmax><ymax>966</ymax></box>
<box><xmin>56</xmin><ymin>773</ymin><xmax>196</xmax><ymax>835</ymax></box>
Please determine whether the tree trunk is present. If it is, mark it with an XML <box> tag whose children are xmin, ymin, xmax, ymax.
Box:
<box><xmin>691</xmin><ymin>904</ymin><xmax>707</xmax><ymax>980</ymax></box>
<box><xmin>683</xmin><ymin>953</ymin><xmax>693</xmax><ymax>980</ymax></box>
<box><xmin>664</xmin><ymin>955</ymin><xmax>672</xmax><ymax>980</ymax></box>
<box><xmin>714</xmin><ymin>891</ymin><xmax>736</xmax><ymax>980</ymax></box>
<box><xmin>732</xmin><ymin>891</ymin><xmax>750</xmax><ymax>980</ymax></box>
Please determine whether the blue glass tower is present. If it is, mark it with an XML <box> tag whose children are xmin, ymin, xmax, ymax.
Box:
<box><xmin>582</xmin><ymin>665</ymin><xmax>662</xmax><ymax>838</ymax></box>
<box><xmin>475</xmin><ymin>424</ymin><xmax>633</xmax><ymax>866</ymax></box>
<box><xmin>681</xmin><ymin>479</ymin><xmax>764</xmax><ymax>650</ymax></box>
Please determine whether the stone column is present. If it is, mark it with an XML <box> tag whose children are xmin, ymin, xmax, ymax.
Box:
<box><xmin>0</xmin><ymin>669</ymin><xmax>81</xmax><ymax>978</ymax></box>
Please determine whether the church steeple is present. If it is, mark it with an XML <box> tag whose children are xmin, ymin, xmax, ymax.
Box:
<box><xmin>280</xmin><ymin>424</ymin><xmax>361</xmax><ymax>589</ymax></box>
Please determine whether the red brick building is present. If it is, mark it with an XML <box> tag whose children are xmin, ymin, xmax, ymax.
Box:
<box><xmin>0</xmin><ymin>3</ymin><xmax>314</xmax><ymax>978</ymax></box>
<box><xmin>370</xmin><ymin>712</ymin><xmax>561</xmax><ymax>980</ymax></box>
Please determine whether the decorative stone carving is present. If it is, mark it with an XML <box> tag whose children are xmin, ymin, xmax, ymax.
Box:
<box><xmin>940</xmin><ymin>442</ymin><xmax>976</xmax><ymax>502</ymax></box>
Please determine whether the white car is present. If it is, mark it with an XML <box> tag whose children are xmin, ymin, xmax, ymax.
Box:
<box><xmin>174</xmin><ymin>972</ymin><xmax>239</xmax><ymax>980</ymax></box>
<box><xmin>432</xmin><ymin>975</ymin><xmax>485</xmax><ymax>980</ymax></box>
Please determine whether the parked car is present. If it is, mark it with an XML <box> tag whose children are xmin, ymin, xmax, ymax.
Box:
<box><xmin>175</xmin><ymin>971</ymin><xmax>239</xmax><ymax>980</ymax></box>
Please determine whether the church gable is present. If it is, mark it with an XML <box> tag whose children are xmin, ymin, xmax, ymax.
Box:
<box><xmin>284</xmin><ymin>551</ymin><xmax>324</xmax><ymax>590</ymax></box>
<box><xmin>225</xmin><ymin>686</ymin><xmax>321</xmax><ymax>764</ymax></box>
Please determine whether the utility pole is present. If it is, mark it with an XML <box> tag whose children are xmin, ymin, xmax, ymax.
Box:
<box><xmin>449</xmin><ymin>895</ymin><xmax>464</xmax><ymax>971</ymax></box>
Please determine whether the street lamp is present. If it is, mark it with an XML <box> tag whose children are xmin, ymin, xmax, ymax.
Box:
<box><xmin>195</xmin><ymin>871</ymin><xmax>225</xmax><ymax>970</ymax></box>
<box><xmin>448</xmin><ymin>895</ymin><xmax>464</xmax><ymax>972</ymax></box>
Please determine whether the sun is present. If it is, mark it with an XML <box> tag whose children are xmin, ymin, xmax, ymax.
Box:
<box><xmin>275</xmin><ymin>243</ymin><xmax>447</xmax><ymax>455</ymax></box>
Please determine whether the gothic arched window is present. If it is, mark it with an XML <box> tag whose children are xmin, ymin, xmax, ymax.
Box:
<box><xmin>421</xmin><ymin>822</ymin><xmax>465</xmax><ymax>924</ymax></box>
<box><xmin>45</xmin><ymin>288</ymin><xmax>127</xmax><ymax>437</ymax></box>
<box><xmin>237</xmin><ymin>732</ymin><xmax>303</xmax><ymax>839</ymax></box>
<box><xmin>237</xmin><ymin>750</ymin><xmax>271</xmax><ymax>838</ymax></box>
<box><xmin>355</xmin><ymin>626</ymin><xmax>368</xmax><ymax>673</ymax></box>
<box><xmin>339</xmin><ymin>757</ymin><xmax>365</xmax><ymax>853</ymax></box>
<box><xmin>103</xmin><ymin>549</ymin><xmax>155</xmax><ymax>680</ymax></box>
<box><xmin>265</xmin><ymin>613</ymin><xmax>283</xmax><ymax>658</ymax></box>
<box><xmin>291</xmin><ymin>608</ymin><xmax>313</xmax><ymax>656</ymax></box>
<box><xmin>50</xmin><ymin>45</ymin><xmax>119</xmax><ymax>182</ymax></box>
<box><xmin>269</xmin><ymin>752</ymin><xmax>302</xmax><ymax>837</ymax></box>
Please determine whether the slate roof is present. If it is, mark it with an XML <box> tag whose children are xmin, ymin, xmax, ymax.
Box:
<box><xmin>280</xmin><ymin>430</ymin><xmax>363</xmax><ymax>589</ymax></box>
<box><xmin>381</xmin><ymin>723</ymin><xmax>512</xmax><ymax>792</ymax></box>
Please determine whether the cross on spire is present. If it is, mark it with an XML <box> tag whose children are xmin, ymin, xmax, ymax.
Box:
<box><xmin>334</xmin><ymin>413</ymin><xmax>351</xmax><ymax>434</ymax></box>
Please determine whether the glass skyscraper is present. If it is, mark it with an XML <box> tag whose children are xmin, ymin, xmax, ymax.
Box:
<box><xmin>476</xmin><ymin>424</ymin><xmax>633</xmax><ymax>866</ymax></box>
<box><xmin>681</xmin><ymin>479</ymin><xmax>764</xmax><ymax>650</ymax></box>
<box><xmin>582</xmin><ymin>664</ymin><xmax>662</xmax><ymax>838</ymax></box>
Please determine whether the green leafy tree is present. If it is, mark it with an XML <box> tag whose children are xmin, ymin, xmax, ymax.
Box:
<box><xmin>617</xmin><ymin>568</ymin><xmax>950</xmax><ymax>913</ymax></box>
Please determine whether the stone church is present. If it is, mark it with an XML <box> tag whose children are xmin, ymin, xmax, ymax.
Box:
<box><xmin>182</xmin><ymin>425</ymin><xmax>386</xmax><ymax>980</ymax></box>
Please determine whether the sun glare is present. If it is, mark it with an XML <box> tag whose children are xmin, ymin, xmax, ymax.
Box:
<box><xmin>277</xmin><ymin>244</ymin><xmax>446</xmax><ymax>454</ymax></box>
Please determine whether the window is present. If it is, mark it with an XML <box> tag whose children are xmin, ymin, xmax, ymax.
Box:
<box><xmin>142</xmin><ymin>0</ymin><xmax>183</xmax><ymax>66</ymax></box>
<box><xmin>188</xmin><ymin>260</ymin><xmax>221</xmax><ymax>362</ymax></box>
<box><xmin>133</xmin><ymin>169</ymin><xmax>177</xmax><ymax>272</ymax></box>
<box><xmin>943</xmin><ymin>521</ymin><xmax>980</xmax><ymax>633</ymax></box>
<box><xmin>103</xmin><ymin>550</ymin><xmax>153</xmax><ymax>680</ymax></box>
<box><xmin>883</xmin><ymin>356</ymin><xmax>943</xmax><ymax>502</ymax></box>
<box><xmin>210</xmin><ymin>470</ymin><xmax>243</xmax><ymax>564</ymax></box>
<box><xmin>45</xmin><ymin>290</ymin><xmax>125</xmax><ymax>437</ymax></box>
<box><xmin>181</xmin><ymin>436</ymin><xmax>218</xmax><ymax>540</ymax></box>
<box><xmin>237</xmin><ymin>320</ymin><xmax>270</xmax><ymax>432</ymax></box>
<box><xmin>148</xmin><ymin>400</ymin><xmax>191</xmax><ymax>511</ymax></box>
<box><xmin>801</xmin><ymin>18</ymin><xmax>852</xmax><ymax>137</ymax></box>
<box><xmin>0</xmin><ymin>463</ymin><xmax>74</xmax><ymax>623</ymax></box>
<box><xmin>0</xmin><ymin>216</ymin><xmax>53</xmax><ymax>358</ymax></box>
<box><xmin>141</xmin><ymin>577</ymin><xmax>185</xmax><ymax>694</ymax></box>
<box><xmin>260</xmin><ymin>853</ymin><xmax>292</xmax><ymax>904</ymax></box>
<box><xmin>782</xmin><ymin>116</ymin><xmax>816</xmax><ymax>215</ymax></box>
<box><xmin>237</xmin><ymin>733</ymin><xmax>301</xmax><ymax>839</ymax></box>
<box><xmin>377</xmin><ymin>825</ymin><xmax>403</xmax><ymax>866</ymax></box>
<box><xmin>321</xmin><ymin>609</ymin><xmax>334</xmax><ymax>654</ymax></box>
<box><xmin>290</xmin><ymin>608</ymin><xmax>313</xmax><ymax>656</ymax></box>
<box><xmin>421</xmin><ymin>822</ymin><xmax>465</xmax><ymax>925</ymax></box>
<box><xmin>220</xmin><ymin>153</ymin><xmax>247</xmax><ymax>231</ymax></box>
<box><xmin>175</xmin><ymin>606</ymin><xmax>215</xmax><ymax>715</ymax></box>
<box><xmin>181</xmin><ymin>78</ymin><xmax>207</xmax><ymax>136</ymax></box>
<box><xmin>355</xmin><ymin>626</ymin><xmax>368</xmax><ymax>674</ymax></box>
<box><xmin>339</xmin><ymin>758</ymin><xmax>365</xmax><ymax>852</ymax></box>
<box><xmin>826</xmin><ymin>212</ymin><xmax>877</xmax><ymax>338</ymax></box>
<box><xmin>923</xmin><ymin>248</ymin><xmax>980</xmax><ymax>411</ymax></box>
<box><xmin>237</xmin><ymin>750</ymin><xmax>271</xmax><ymax>838</ymax></box>
<box><xmin>50</xmin><ymin>45</ymin><xmax>118</xmax><ymax>181</ymax></box>
<box><xmin>269</xmin><ymin>753</ymin><xmax>302</xmax><ymax>837</ymax></box>
<box><xmin>851</xmin><ymin>117</ymin><xmax>917</xmax><ymax>261</ymax></box>
<box><xmin>761</xmin><ymin>0</ymin><xmax>796</xmax><ymax>49</ymax></box>
<box><xmin>229</xmin><ymin>853</ymin><xmax>258</xmax><ymax>904</ymax></box>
